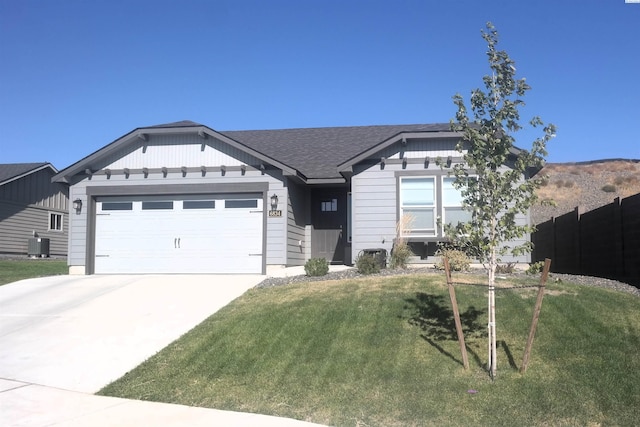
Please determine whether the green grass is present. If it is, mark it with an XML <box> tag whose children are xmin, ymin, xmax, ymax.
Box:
<box><xmin>99</xmin><ymin>274</ymin><xmax>640</xmax><ymax>426</ymax></box>
<box><xmin>0</xmin><ymin>259</ymin><xmax>68</xmax><ymax>286</ymax></box>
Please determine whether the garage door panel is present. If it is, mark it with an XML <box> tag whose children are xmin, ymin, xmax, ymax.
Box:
<box><xmin>94</xmin><ymin>196</ymin><xmax>263</xmax><ymax>274</ymax></box>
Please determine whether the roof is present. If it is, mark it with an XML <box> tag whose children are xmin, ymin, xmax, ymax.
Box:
<box><xmin>53</xmin><ymin>121</ymin><xmax>459</xmax><ymax>183</ymax></box>
<box><xmin>0</xmin><ymin>163</ymin><xmax>57</xmax><ymax>186</ymax></box>
<box><xmin>222</xmin><ymin>123</ymin><xmax>452</xmax><ymax>179</ymax></box>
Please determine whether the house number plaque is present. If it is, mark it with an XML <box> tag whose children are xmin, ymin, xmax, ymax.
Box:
<box><xmin>269</xmin><ymin>210</ymin><xmax>282</xmax><ymax>217</ymax></box>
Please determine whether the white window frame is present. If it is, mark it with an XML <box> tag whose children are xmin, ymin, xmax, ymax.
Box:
<box><xmin>399</xmin><ymin>176</ymin><xmax>436</xmax><ymax>237</ymax></box>
<box><xmin>48</xmin><ymin>212</ymin><xmax>63</xmax><ymax>232</ymax></box>
<box><xmin>440</xmin><ymin>176</ymin><xmax>475</xmax><ymax>234</ymax></box>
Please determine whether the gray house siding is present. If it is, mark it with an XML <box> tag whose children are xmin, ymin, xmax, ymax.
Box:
<box><xmin>351</xmin><ymin>167</ymin><xmax>397</xmax><ymax>260</ymax></box>
<box><xmin>350</xmin><ymin>139</ymin><xmax>531</xmax><ymax>264</ymax></box>
<box><xmin>0</xmin><ymin>166</ymin><xmax>68</xmax><ymax>255</ymax></box>
<box><xmin>0</xmin><ymin>201</ymin><xmax>68</xmax><ymax>255</ymax></box>
<box><xmin>56</xmin><ymin>122</ymin><xmax>536</xmax><ymax>273</ymax></box>
<box><xmin>285</xmin><ymin>179</ymin><xmax>310</xmax><ymax>266</ymax></box>
<box><xmin>66</xmin><ymin>133</ymin><xmax>288</xmax><ymax>273</ymax></box>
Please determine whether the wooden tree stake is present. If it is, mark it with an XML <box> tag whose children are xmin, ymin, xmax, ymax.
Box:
<box><xmin>520</xmin><ymin>258</ymin><xmax>552</xmax><ymax>374</ymax></box>
<box><xmin>444</xmin><ymin>258</ymin><xmax>469</xmax><ymax>370</ymax></box>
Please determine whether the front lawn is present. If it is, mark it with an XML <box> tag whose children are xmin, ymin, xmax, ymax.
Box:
<box><xmin>99</xmin><ymin>274</ymin><xmax>640</xmax><ymax>426</ymax></box>
<box><xmin>0</xmin><ymin>259</ymin><xmax>68</xmax><ymax>286</ymax></box>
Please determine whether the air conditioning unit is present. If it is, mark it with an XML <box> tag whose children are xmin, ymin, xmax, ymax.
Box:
<box><xmin>28</xmin><ymin>238</ymin><xmax>50</xmax><ymax>258</ymax></box>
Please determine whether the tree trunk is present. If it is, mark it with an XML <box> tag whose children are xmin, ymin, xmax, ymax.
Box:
<box><xmin>488</xmin><ymin>247</ymin><xmax>497</xmax><ymax>378</ymax></box>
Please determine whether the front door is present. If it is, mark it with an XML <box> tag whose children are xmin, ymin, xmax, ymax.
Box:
<box><xmin>311</xmin><ymin>189</ymin><xmax>347</xmax><ymax>263</ymax></box>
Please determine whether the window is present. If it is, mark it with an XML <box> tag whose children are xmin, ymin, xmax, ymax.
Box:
<box><xmin>142</xmin><ymin>201</ymin><xmax>174</xmax><ymax>210</ymax></box>
<box><xmin>400</xmin><ymin>177</ymin><xmax>435</xmax><ymax>236</ymax></box>
<box><xmin>225</xmin><ymin>199</ymin><xmax>258</xmax><ymax>209</ymax></box>
<box><xmin>49</xmin><ymin>213</ymin><xmax>63</xmax><ymax>231</ymax></box>
<box><xmin>183</xmin><ymin>200</ymin><xmax>215</xmax><ymax>209</ymax></box>
<box><xmin>321</xmin><ymin>199</ymin><xmax>337</xmax><ymax>212</ymax></box>
<box><xmin>102</xmin><ymin>202</ymin><xmax>133</xmax><ymax>211</ymax></box>
<box><xmin>399</xmin><ymin>176</ymin><xmax>473</xmax><ymax>237</ymax></box>
<box><xmin>442</xmin><ymin>177</ymin><xmax>473</xmax><ymax>227</ymax></box>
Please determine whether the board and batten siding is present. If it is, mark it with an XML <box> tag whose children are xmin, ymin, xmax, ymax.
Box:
<box><xmin>0</xmin><ymin>167</ymin><xmax>68</xmax><ymax>255</ymax></box>
<box><xmin>102</xmin><ymin>134</ymin><xmax>253</xmax><ymax>169</ymax></box>
<box><xmin>67</xmin><ymin>132</ymin><xmax>288</xmax><ymax>272</ymax></box>
<box><xmin>380</xmin><ymin>137</ymin><xmax>464</xmax><ymax>160</ymax></box>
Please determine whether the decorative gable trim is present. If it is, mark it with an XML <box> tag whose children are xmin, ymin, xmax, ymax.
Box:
<box><xmin>52</xmin><ymin>124</ymin><xmax>301</xmax><ymax>183</ymax></box>
<box><xmin>336</xmin><ymin>131</ymin><xmax>460</xmax><ymax>174</ymax></box>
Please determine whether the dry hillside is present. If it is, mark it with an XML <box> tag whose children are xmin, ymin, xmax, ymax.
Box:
<box><xmin>532</xmin><ymin>159</ymin><xmax>640</xmax><ymax>225</ymax></box>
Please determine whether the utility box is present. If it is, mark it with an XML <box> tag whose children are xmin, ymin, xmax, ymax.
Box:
<box><xmin>28</xmin><ymin>238</ymin><xmax>50</xmax><ymax>257</ymax></box>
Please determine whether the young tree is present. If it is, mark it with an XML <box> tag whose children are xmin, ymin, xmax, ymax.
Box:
<box><xmin>448</xmin><ymin>22</ymin><xmax>556</xmax><ymax>378</ymax></box>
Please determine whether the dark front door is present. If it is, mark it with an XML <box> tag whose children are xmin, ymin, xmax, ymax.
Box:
<box><xmin>311</xmin><ymin>188</ymin><xmax>347</xmax><ymax>263</ymax></box>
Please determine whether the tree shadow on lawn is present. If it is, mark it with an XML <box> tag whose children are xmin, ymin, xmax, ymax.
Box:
<box><xmin>403</xmin><ymin>292</ymin><xmax>487</xmax><ymax>368</ymax></box>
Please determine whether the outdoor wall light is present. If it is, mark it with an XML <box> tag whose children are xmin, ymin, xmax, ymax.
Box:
<box><xmin>270</xmin><ymin>193</ymin><xmax>278</xmax><ymax>210</ymax></box>
<box><xmin>73</xmin><ymin>198</ymin><xmax>82</xmax><ymax>214</ymax></box>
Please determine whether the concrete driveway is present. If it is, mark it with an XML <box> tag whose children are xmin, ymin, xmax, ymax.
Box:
<box><xmin>0</xmin><ymin>274</ymin><xmax>327</xmax><ymax>426</ymax></box>
<box><xmin>0</xmin><ymin>274</ymin><xmax>262</xmax><ymax>393</ymax></box>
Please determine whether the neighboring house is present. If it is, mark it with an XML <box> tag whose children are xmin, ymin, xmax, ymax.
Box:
<box><xmin>52</xmin><ymin>121</ymin><xmax>532</xmax><ymax>275</ymax></box>
<box><xmin>0</xmin><ymin>163</ymin><xmax>69</xmax><ymax>256</ymax></box>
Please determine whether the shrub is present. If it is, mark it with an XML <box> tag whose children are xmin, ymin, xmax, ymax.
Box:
<box><xmin>526</xmin><ymin>261</ymin><xmax>545</xmax><ymax>275</ymax></box>
<box><xmin>434</xmin><ymin>249</ymin><xmax>470</xmax><ymax>272</ymax></box>
<box><xmin>389</xmin><ymin>241</ymin><xmax>413</xmax><ymax>269</ymax></box>
<box><xmin>601</xmin><ymin>184</ymin><xmax>617</xmax><ymax>193</ymax></box>
<box><xmin>356</xmin><ymin>253</ymin><xmax>380</xmax><ymax>275</ymax></box>
<box><xmin>495</xmin><ymin>262</ymin><xmax>516</xmax><ymax>274</ymax></box>
<box><xmin>304</xmin><ymin>258</ymin><xmax>329</xmax><ymax>277</ymax></box>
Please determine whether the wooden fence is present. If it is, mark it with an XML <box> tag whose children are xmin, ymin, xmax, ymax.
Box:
<box><xmin>531</xmin><ymin>193</ymin><xmax>640</xmax><ymax>286</ymax></box>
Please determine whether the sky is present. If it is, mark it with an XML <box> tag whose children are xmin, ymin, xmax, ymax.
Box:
<box><xmin>1</xmin><ymin>0</ymin><xmax>639</xmax><ymax>170</ymax></box>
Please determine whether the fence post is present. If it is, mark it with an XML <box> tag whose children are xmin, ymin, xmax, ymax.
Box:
<box><xmin>613</xmin><ymin>197</ymin><xmax>624</xmax><ymax>278</ymax></box>
<box><xmin>443</xmin><ymin>258</ymin><xmax>469</xmax><ymax>370</ymax></box>
<box><xmin>520</xmin><ymin>258</ymin><xmax>551</xmax><ymax>374</ymax></box>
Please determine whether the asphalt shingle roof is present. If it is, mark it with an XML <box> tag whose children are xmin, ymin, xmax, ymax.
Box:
<box><xmin>220</xmin><ymin>124</ymin><xmax>451</xmax><ymax>179</ymax></box>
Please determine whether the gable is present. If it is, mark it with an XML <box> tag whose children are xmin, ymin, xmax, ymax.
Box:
<box><xmin>0</xmin><ymin>163</ymin><xmax>56</xmax><ymax>186</ymax></box>
<box><xmin>91</xmin><ymin>134</ymin><xmax>265</xmax><ymax>170</ymax></box>
<box><xmin>223</xmin><ymin>124</ymin><xmax>453</xmax><ymax>179</ymax></box>
<box><xmin>53</xmin><ymin>121</ymin><xmax>473</xmax><ymax>185</ymax></box>
<box><xmin>53</xmin><ymin>122</ymin><xmax>298</xmax><ymax>184</ymax></box>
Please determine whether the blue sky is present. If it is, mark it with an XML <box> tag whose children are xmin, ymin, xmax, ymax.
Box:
<box><xmin>1</xmin><ymin>0</ymin><xmax>638</xmax><ymax>170</ymax></box>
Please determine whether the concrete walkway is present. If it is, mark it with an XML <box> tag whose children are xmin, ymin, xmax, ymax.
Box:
<box><xmin>0</xmin><ymin>273</ymin><xmax>329</xmax><ymax>427</ymax></box>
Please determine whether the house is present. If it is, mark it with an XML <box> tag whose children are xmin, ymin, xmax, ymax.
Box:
<box><xmin>52</xmin><ymin>120</ymin><xmax>532</xmax><ymax>275</ymax></box>
<box><xmin>1</xmin><ymin>163</ymin><xmax>69</xmax><ymax>256</ymax></box>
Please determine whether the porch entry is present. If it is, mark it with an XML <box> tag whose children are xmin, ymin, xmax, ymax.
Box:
<box><xmin>311</xmin><ymin>188</ymin><xmax>348</xmax><ymax>263</ymax></box>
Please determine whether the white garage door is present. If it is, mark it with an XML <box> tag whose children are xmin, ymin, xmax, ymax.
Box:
<box><xmin>94</xmin><ymin>195</ymin><xmax>263</xmax><ymax>274</ymax></box>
